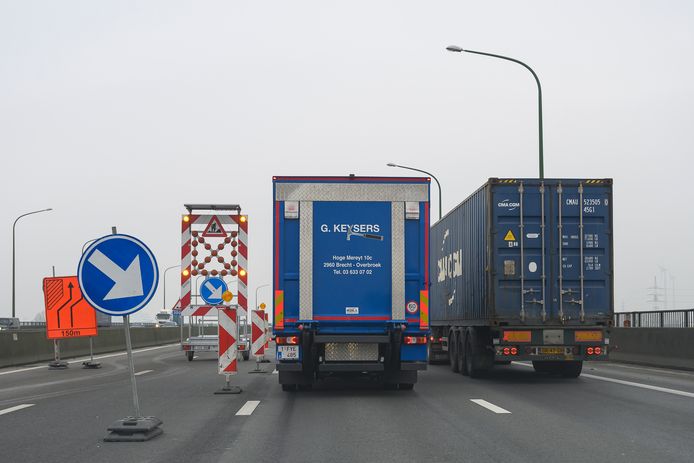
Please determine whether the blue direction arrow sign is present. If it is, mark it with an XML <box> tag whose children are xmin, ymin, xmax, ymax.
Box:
<box><xmin>200</xmin><ymin>277</ymin><xmax>227</xmax><ymax>305</ymax></box>
<box><xmin>78</xmin><ymin>234</ymin><xmax>159</xmax><ymax>316</ymax></box>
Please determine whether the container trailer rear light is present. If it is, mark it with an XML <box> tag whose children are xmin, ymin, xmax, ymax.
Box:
<box><xmin>276</xmin><ymin>336</ymin><xmax>299</xmax><ymax>345</ymax></box>
<box><xmin>404</xmin><ymin>336</ymin><xmax>428</xmax><ymax>345</ymax></box>
<box><xmin>585</xmin><ymin>346</ymin><xmax>604</xmax><ymax>356</ymax></box>
<box><xmin>496</xmin><ymin>346</ymin><xmax>519</xmax><ymax>356</ymax></box>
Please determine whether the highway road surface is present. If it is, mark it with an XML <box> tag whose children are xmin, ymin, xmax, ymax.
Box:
<box><xmin>2</xmin><ymin>344</ymin><xmax>693</xmax><ymax>462</ymax></box>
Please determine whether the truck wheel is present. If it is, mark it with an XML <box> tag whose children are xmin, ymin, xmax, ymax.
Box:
<box><xmin>457</xmin><ymin>334</ymin><xmax>466</xmax><ymax>375</ymax></box>
<box><xmin>449</xmin><ymin>332</ymin><xmax>459</xmax><ymax>373</ymax></box>
<box><xmin>186</xmin><ymin>351</ymin><xmax>194</xmax><ymax>361</ymax></box>
<box><xmin>560</xmin><ymin>361</ymin><xmax>583</xmax><ymax>378</ymax></box>
<box><xmin>464</xmin><ymin>332</ymin><xmax>481</xmax><ymax>378</ymax></box>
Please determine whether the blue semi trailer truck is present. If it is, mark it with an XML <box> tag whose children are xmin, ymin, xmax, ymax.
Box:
<box><xmin>429</xmin><ymin>178</ymin><xmax>614</xmax><ymax>378</ymax></box>
<box><xmin>273</xmin><ymin>176</ymin><xmax>431</xmax><ymax>390</ymax></box>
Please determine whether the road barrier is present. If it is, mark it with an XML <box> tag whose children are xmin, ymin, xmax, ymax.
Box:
<box><xmin>0</xmin><ymin>326</ymin><xmax>182</xmax><ymax>368</ymax></box>
<box><xmin>615</xmin><ymin>309</ymin><xmax>694</xmax><ymax>328</ymax></box>
<box><xmin>610</xmin><ymin>327</ymin><xmax>694</xmax><ymax>370</ymax></box>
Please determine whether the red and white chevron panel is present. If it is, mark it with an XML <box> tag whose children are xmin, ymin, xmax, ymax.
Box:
<box><xmin>264</xmin><ymin>312</ymin><xmax>269</xmax><ymax>349</ymax></box>
<box><xmin>183</xmin><ymin>305</ymin><xmax>217</xmax><ymax>317</ymax></box>
<box><xmin>251</xmin><ymin>310</ymin><xmax>265</xmax><ymax>358</ymax></box>
<box><xmin>218</xmin><ymin>307</ymin><xmax>238</xmax><ymax>375</ymax></box>
<box><xmin>235</xmin><ymin>215</ymin><xmax>249</xmax><ymax>318</ymax></box>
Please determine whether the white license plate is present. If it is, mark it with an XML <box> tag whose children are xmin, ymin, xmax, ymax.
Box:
<box><xmin>277</xmin><ymin>345</ymin><xmax>299</xmax><ymax>360</ymax></box>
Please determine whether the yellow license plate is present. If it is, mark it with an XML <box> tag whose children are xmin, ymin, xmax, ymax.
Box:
<box><xmin>540</xmin><ymin>347</ymin><xmax>564</xmax><ymax>355</ymax></box>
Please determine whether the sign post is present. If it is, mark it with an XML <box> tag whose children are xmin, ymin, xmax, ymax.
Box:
<box><xmin>78</xmin><ymin>230</ymin><xmax>162</xmax><ymax>442</ymax></box>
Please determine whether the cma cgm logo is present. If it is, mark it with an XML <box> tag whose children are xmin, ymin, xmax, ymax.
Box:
<box><xmin>437</xmin><ymin>249</ymin><xmax>463</xmax><ymax>282</ymax></box>
<box><xmin>497</xmin><ymin>199</ymin><xmax>520</xmax><ymax>211</ymax></box>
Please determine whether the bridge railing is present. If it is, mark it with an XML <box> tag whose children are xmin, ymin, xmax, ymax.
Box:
<box><xmin>615</xmin><ymin>309</ymin><xmax>694</xmax><ymax>328</ymax></box>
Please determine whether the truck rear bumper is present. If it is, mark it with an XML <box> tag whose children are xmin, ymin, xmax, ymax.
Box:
<box><xmin>318</xmin><ymin>363</ymin><xmax>385</xmax><ymax>372</ymax></box>
<box><xmin>277</xmin><ymin>362</ymin><xmax>303</xmax><ymax>371</ymax></box>
<box><xmin>400</xmin><ymin>361</ymin><xmax>427</xmax><ymax>371</ymax></box>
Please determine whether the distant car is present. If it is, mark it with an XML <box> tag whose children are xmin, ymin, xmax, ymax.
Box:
<box><xmin>0</xmin><ymin>317</ymin><xmax>20</xmax><ymax>330</ymax></box>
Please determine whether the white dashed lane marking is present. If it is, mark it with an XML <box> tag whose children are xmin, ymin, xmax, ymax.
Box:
<box><xmin>0</xmin><ymin>404</ymin><xmax>35</xmax><ymax>416</ymax></box>
<box><xmin>134</xmin><ymin>370</ymin><xmax>153</xmax><ymax>376</ymax></box>
<box><xmin>236</xmin><ymin>401</ymin><xmax>260</xmax><ymax>416</ymax></box>
<box><xmin>470</xmin><ymin>399</ymin><xmax>511</xmax><ymax>414</ymax></box>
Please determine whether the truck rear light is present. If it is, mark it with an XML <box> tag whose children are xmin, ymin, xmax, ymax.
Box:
<box><xmin>594</xmin><ymin>346</ymin><xmax>602</xmax><ymax>355</ymax></box>
<box><xmin>503</xmin><ymin>331</ymin><xmax>532</xmax><ymax>342</ymax></box>
<box><xmin>510</xmin><ymin>347</ymin><xmax>518</xmax><ymax>355</ymax></box>
<box><xmin>503</xmin><ymin>347</ymin><xmax>510</xmax><ymax>355</ymax></box>
<box><xmin>276</xmin><ymin>336</ymin><xmax>299</xmax><ymax>345</ymax></box>
<box><xmin>404</xmin><ymin>336</ymin><xmax>427</xmax><ymax>345</ymax></box>
<box><xmin>586</xmin><ymin>347</ymin><xmax>594</xmax><ymax>355</ymax></box>
<box><xmin>498</xmin><ymin>346</ymin><xmax>519</xmax><ymax>356</ymax></box>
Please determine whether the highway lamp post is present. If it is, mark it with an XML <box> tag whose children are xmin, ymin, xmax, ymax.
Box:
<box><xmin>386</xmin><ymin>163</ymin><xmax>442</xmax><ymax>221</ymax></box>
<box><xmin>12</xmin><ymin>208</ymin><xmax>53</xmax><ymax>319</ymax></box>
<box><xmin>446</xmin><ymin>45</ymin><xmax>545</xmax><ymax>179</ymax></box>
<box><xmin>162</xmin><ymin>265</ymin><xmax>181</xmax><ymax>312</ymax></box>
<box><xmin>255</xmin><ymin>283</ymin><xmax>270</xmax><ymax>310</ymax></box>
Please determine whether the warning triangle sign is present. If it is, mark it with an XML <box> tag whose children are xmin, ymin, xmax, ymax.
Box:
<box><xmin>202</xmin><ymin>216</ymin><xmax>228</xmax><ymax>238</ymax></box>
<box><xmin>504</xmin><ymin>230</ymin><xmax>517</xmax><ymax>241</ymax></box>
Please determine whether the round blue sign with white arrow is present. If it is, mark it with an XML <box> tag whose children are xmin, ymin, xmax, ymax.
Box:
<box><xmin>78</xmin><ymin>234</ymin><xmax>159</xmax><ymax>316</ymax></box>
<box><xmin>200</xmin><ymin>277</ymin><xmax>227</xmax><ymax>305</ymax></box>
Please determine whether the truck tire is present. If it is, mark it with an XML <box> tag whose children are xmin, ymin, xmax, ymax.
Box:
<box><xmin>560</xmin><ymin>361</ymin><xmax>583</xmax><ymax>378</ymax></box>
<box><xmin>449</xmin><ymin>331</ymin><xmax>460</xmax><ymax>373</ymax></box>
<box><xmin>186</xmin><ymin>351</ymin><xmax>194</xmax><ymax>361</ymax></box>
<box><xmin>457</xmin><ymin>333</ymin><xmax>466</xmax><ymax>375</ymax></box>
<box><xmin>464</xmin><ymin>329</ymin><xmax>481</xmax><ymax>378</ymax></box>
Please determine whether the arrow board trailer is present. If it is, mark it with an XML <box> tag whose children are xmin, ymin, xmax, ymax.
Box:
<box><xmin>429</xmin><ymin>178</ymin><xmax>614</xmax><ymax>378</ymax></box>
<box><xmin>273</xmin><ymin>176</ymin><xmax>430</xmax><ymax>391</ymax></box>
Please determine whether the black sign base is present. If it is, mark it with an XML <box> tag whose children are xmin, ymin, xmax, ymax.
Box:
<box><xmin>104</xmin><ymin>416</ymin><xmax>163</xmax><ymax>442</ymax></box>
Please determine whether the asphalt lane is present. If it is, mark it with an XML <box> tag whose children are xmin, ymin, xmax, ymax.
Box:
<box><xmin>2</xmin><ymin>346</ymin><xmax>694</xmax><ymax>463</ymax></box>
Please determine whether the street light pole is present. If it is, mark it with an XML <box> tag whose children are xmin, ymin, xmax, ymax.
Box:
<box><xmin>446</xmin><ymin>45</ymin><xmax>545</xmax><ymax>179</ymax></box>
<box><xmin>13</xmin><ymin>208</ymin><xmax>53</xmax><ymax>318</ymax></box>
<box><xmin>162</xmin><ymin>265</ymin><xmax>181</xmax><ymax>311</ymax></box>
<box><xmin>386</xmin><ymin>163</ymin><xmax>442</xmax><ymax>221</ymax></box>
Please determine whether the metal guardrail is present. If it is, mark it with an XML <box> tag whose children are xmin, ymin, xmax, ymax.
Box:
<box><xmin>615</xmin><ymin>309</ymin><xmax>694</xmax><ymax>328</ymax></box>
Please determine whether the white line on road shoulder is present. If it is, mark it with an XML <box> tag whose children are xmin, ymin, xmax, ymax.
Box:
<box><xmin>235</xmin><ymin>400</ymin><xmax>260</xmax><ymax>416</ymax></box>
<box><xmin>0</xmin><ymin>404</ymin><xmax>35</xmax><ymax>416</ymax></box>
<box><xmin>511</xmin><ymin>361</ymin><xmax>694</xmax><ymax>399</ymax></box>
<box><xmin>134</xmin><ymin>370</ymin><xmax>153</xmax><ymax>376</ymax></box>
<box><xmin>470</xmin><ymin>399</ymin><xmax>511</xmax><ymax>414</ymax></box>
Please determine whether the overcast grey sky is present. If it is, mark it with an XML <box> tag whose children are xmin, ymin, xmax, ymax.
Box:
<box><xmin>2</xmin><ymin>1</ymin><xmax>693</xmax><ymax>322</ymax></box>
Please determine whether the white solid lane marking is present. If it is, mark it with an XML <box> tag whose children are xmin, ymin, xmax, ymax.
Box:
<box><xmin>0</xmin><ymin>344</ymin><xmax>178</xmax><ymax>377</ymax></box>
<box><xmin>272</xmin><ymin>369</ymin><xmax>278</xmax><ymax>374</ymax></box>
<box><xmin>470</xmin><ymin>399</ymin><xmax>511</xmax><ymax>414</ymax></box>
<box><xmin>511</xmin><ymin>361</ymin><xmax>694</xmax><ymax>399</ymax></box>
<box><xmin>235</xmin><ymin>400</ymin><xmax>260</xmax><ymax>416</ymax></box>
<box><xmin>134</xmin><ymin>370</ymin><xmax>153</xmax><ymax>376</ymax></box>
<box><xmin>0</xmin><ymin>404</ymin><xmax>35</xmax><ymax>416</ymax></box>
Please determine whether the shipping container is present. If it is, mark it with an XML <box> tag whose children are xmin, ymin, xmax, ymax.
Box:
<box><xmin>429</xmin><ymin>178</ymin><xmax>613</xmax><ymax>378</ymax></box>
<box><xmin>273</xmin><ymin>176</ymin><xmax>430</xmax><ymax>390</ymax></box>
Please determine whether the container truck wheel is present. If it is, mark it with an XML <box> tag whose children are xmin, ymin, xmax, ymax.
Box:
<box><xmin>464</xmin><ymin>330</ymin><xmax>481</xmax><ymax>378</ymax></box>
<box><xmin>186</xmin><ymin>351</ymin><xmax>194</xmax><ymax>361</ymax></box>
<box><xmin>457</xmin><ymin>334</ymin><xmax>466</xmax><ymax>375</ymax></box>
<box><xmin>449</xmin><ymin>331</ymin><xmax>460</xmax><ymax>373</ymax></box>
<box><xmin>560</xmin><ymin>361</ymin><xmax>583</xmax><ymax>378</ymax></box>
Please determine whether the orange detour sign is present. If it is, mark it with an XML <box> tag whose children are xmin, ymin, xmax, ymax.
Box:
<box><xmin>43</xmin><ymin>276</ymin><xmax>98</xmax><ymax>339</ymax></box>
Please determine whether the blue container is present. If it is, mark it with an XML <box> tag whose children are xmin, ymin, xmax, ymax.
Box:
<box><xmin>430</xmin><ymin>178</ymin><xmax>614</xmax><ymax>326</ymax></box>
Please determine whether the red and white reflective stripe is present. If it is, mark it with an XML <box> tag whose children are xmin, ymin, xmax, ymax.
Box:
<box><xmin>181</xmin><ymin>305</ymin><xmax>216</xmax><ymax>317</ymax></box>
<box><xmin>264</xmin><ymin>312</ymin><xmax>269</xmax><ymax>348</ymax></box>
<box><xmin>233</xmin><ymin>215</ymin><xmax>249</xmax><ymax>318</ymax></box>
<box><xmin>180</xmin><ymin>214</ymin><xmax>199</xmax><ymax>314</ymax></box>
<box><xmin>251</xmin><ymin>310</ymin><xmax>265</xmax><ymax>357</ymax></box>
<box><xmin>218</xmin><ymin>307</ymin><xmax>237</xmax><ymax>375</ymax></box>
